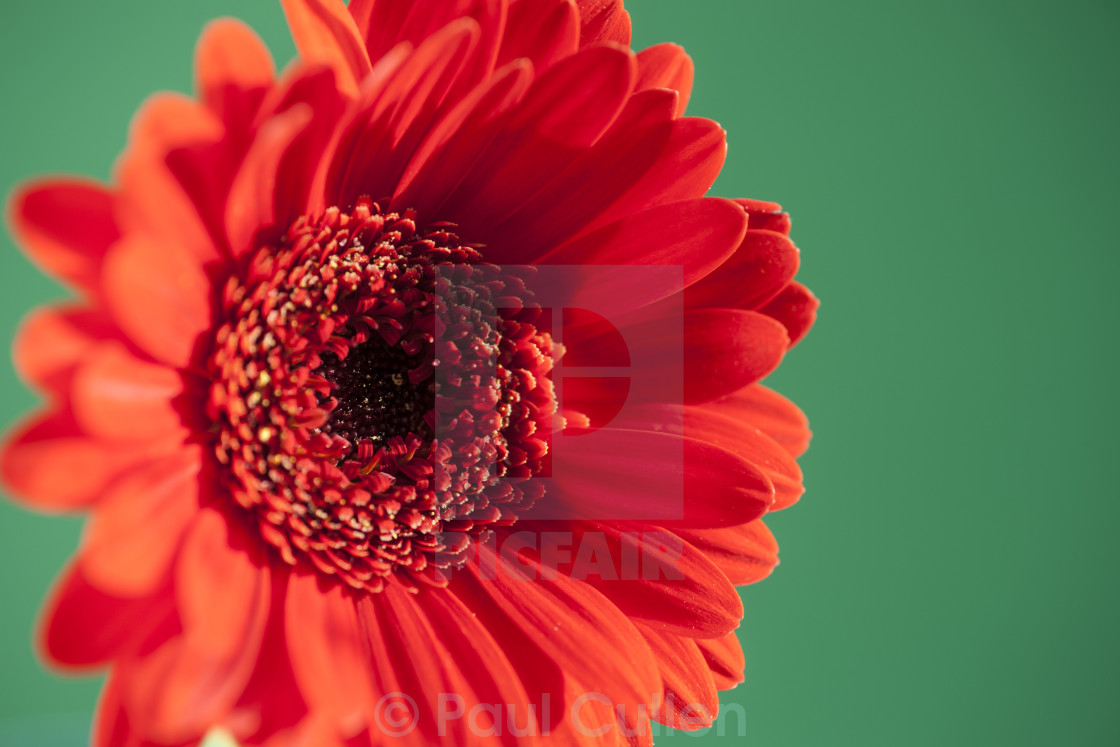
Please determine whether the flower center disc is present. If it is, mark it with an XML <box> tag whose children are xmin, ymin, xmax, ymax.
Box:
<box><xmin>318</xmin><ymin>339</ymin><xmax>434</xmax><ymax>451</ymax></box>
<box><xmin>206</xmin><ymin>198</ymin><xmax>554</xmax><ymax>592</ymax></box>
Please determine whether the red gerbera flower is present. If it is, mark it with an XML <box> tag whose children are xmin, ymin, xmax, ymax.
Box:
<box><xmin>2</xmin><ymin>0</ymin><xmax>818</xmax><ymax>745</ymax></box>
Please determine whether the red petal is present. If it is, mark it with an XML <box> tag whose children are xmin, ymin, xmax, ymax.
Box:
<box><xmin>498</xmin><ymin>0</ymin><xmax>579</xmax><ymax>74</ymax></box>
<box><xmin>93</xmin><ymin>674</ymin><xmax>198</xmax><ymax>747</ymax></box>
<box><xmin>636</xmin><ymin>43</ymin><xmax>693</xmax><ymax>116</ymax></box>
<box><xmin>562</xmin><ymin>307</ymin><xmax>632</xmax><ymax>367</ymax></box>
<box><xmin>612</xmin><ymin>308</ymin><xmax>789</xmax><ymax>405</ymax></box>
<box><xmin>40</xmin><ymin>563</ymin><xmax>174</xmax><ymax>671</ymax></box>
<box><xmin>461</xmin><ymin>545</ymin><xmax>661</xmax><ymax>708</ymax></box>
<box><xmin>479</xmin><ymin>87</ymin><xmax>680</xmax><ymax>262</ymax></box>
<box><xmin>392</xmin><ymin>60</ymin><xmax>534</xmax><ymax>216</ymax></box>
<box><xmin>622</xmin><ymin>403</ymin><xmax>804</xmax><ymax>510</ymax></box>
<box><xmin>332</xmin><ymin>19</ymin><xmax>482</xmax><ymax>204</ymax></box>
<box><xmin>115</xmin><ymin>93</ymin><xmax>225</xmax><ymax>264</ymax></box>
<box><xmin>71</xmin><ymin>343</ymin><xmax>185</xmax><ymax>440</ymax></box>
<box><xmin>321</xmin><ymin>46</ymin><xmax>412</xmax><ymax>205</ymax></box>
<box><xmin>685</xmin><ymin>405</ymin><xmax>801</xmax><ymax>510</ymax></box>
<box><xmin>195</xmin><ymin>19</ymin><xmax>275</xmax><ymax>124</ymax></box>
<box><xmin>8</xmin><ymin>178</ymin><xmax>119</xmax><ymax>293</ymax></box>
<box><xmin>760</xmin><ymin>281</ymin><xmax>820</xmax><ymax>348</ymax></box>
<box><xmin>572</xmin><ymin>116</ymin><xmax>727</xmax><ymax>239</ymax></box>
<box><xmin>120</xmin><ymin>636</ymin><xmax>253</xmax><ymax>744</ymax></box>
<box><xmin>285</xmin><ymin>570</ymin><xmax>375</xmax><ymax>725</ymax></box>
<box><xmin>439</xmin><ymin>44</ymin><xmax>637</xmax><ymax>239</ymax></box>
<box><xmin>737</xmin><ymin>198</ymin><xmax>791</xmax><ymax>235</ymax></box>
<box><xmin>175</xmin><ymin>507</ymin><xmax>271</xmax><ymax>660</ymax></box>
<box><xmin>102</xmin><ymin>236</ymin><xmax>212</xmax><ymax>369</ymax></box>
<box><xmin>0</xmin><ymin>408</ymin><xmax>174</xmax><ymax>511</ymax></box>
<box><xmin>122</xmin><ymin>91</ymin><xmax>222</xmax><ymax>152</ymax></box>
<box><xmin>354</xmin><ymin>0</ymin><xmax>503</xmax><ymax>71</ymax></box>
<box><xmin>13</xmin><ymin>305</ymin><xmax>119</xmax><ymax>395</ymax></box>
<box><xmin>542</xmin><ymin>521</ymin><xmax>744</xmax><ymax>637</ymax></box>
<box><xmin>357</xmin><ymin>583</ymin><xmax>536</xmax><ymax>745</ymax></box>
<box><xmin>225</xmin><ymin>104</ymin><xmax>315</xmax><ymax>258</ymax></box>
<box><xmin>637</xmin><ymin>624</ymin><xmax>717</xmax><ymax>729</ymax></box>
<box><xmin>683</xmin><ymin>309</ymin><xmax>788</xmax><ymax>402</ymax></box>
<box><xmin>686</xmin><ymin>229</ymin><xmax>800</xmax><ymax>311</ymax></box>
<box><xmin>559</xmin><ymin>376</ymin><xmax>631</xmax><ymax>429</ymax></box>
<box><xmin>251</xmin><ymin>65</ymin><xmax>353</xmax><ymax>231</ymax></box>
<box><xmin>697</xmin><ymin>633</ymin><xmax>745</xmax><ymax>690</ymax></box>
<box><xmin>281</xmin><ymin>0</ymin><xmax>372</xmax><ymax>97</ymax></box>
<box><xmin>253</xmin><ymin>715</ymin><xmax>352</xmax><ymax>747</ymax></box>
<box><xmin>576</xmin><ymin>0</ymin><xmax>631</xmax><ymax>47</ymax></box>
<box><xmin>690</xmin><ymin>408</ymin><xmax>803</xmax><ymax>510</ymax></box>
<box><xmin>546</xmin><ymin>429</ymin><xmax>774</xmax><ymax>527</ymax></box>
<box><xmin>547</xmin><ymin>682</ymin><xmax>652</xmax><ymax>745</ymax></box>
<box><xmin>418</xmin><ymin>589</ymin><xmax>542</xmax><ymax>742</ymax></box>
<box><xmin>675</xmin><ymin>520</ymin><xmax>780</xmax><ymax>586</ymax></box>
<box><xmin>94</xmin><ymin>675</ymin><xmax>143</xmax><ymax>747</ymax></box>
<box><xmin>707</xmin><ymin>384</ymin><xmax>812</xmax><ymax>458</ymax></box>
<box><xmin>121</xmin><ymin>508</ymin><xmax>271</xmax><ymax>741</ymax></box>
<box><xmin>83</xmin><ymin>449</ymin><xmax>203</xmax><ymax>597</ymax></box>
<box><xmin>221</xmin><ymin>594</ymin><xmax>312</xmax><ymax>746</ymax></box>
<box><xmin>426</xmin><ymin>0</ymin><xmax>508</xmax><ymax>103</ymax></box>
<box><xmin>541</xmin><ymin>198</ymin><xmax>747</xmax><ymax>314</ymax></box>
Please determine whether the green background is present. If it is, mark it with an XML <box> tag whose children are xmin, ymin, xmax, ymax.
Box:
<box><xmin>1</xmin><ymin>0</ymin><xmax>1117</xmax><ymax>744</ymax></box>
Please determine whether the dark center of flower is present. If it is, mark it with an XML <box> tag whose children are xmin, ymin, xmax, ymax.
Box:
<box><xmin>317</xmin><ymin>340</ymin><xmax>434</xmax><ymax>452</ymax></box>
<box><xmin>206</xmin><ymin>198</ymin><xmax>554</xmax><ymax>593</ymax></box>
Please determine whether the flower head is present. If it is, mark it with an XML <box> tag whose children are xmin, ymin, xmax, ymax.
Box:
<box><xmin>3</xmin><ymin>0</ymin><xmax>817</xmax><ymax>744</ymax></box>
